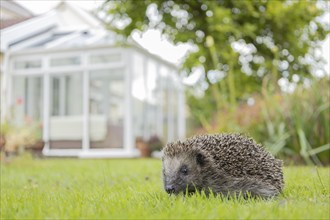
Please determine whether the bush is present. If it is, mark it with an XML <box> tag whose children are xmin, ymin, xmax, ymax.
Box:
<box><xmin>147</xmin><ymin>135</ymin><xmax>163</xmax><ymax>152</ymax></box>
<box><xmin>0</xmin><ymin>117</ymin><xmax>43</xmax><ymax>154</ymax></box>
<box><xmin>203</xmin><ymin>77</ymin><xmax>330</xmax><ymax>165</ymax></box>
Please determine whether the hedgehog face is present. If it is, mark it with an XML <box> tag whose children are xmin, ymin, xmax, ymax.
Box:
<box><xmin>162</xmin><ymin>152</ymin><xmax>206</xmax><ymax>195</ymax></box>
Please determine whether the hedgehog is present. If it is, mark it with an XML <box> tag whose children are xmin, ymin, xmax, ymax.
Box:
<box><xmin>162</xmin><ymin>133</ymin><xmax>284</xmax><ymax>199</ymax></box>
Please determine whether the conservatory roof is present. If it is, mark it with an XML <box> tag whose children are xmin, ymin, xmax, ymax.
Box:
<box><xmin>0</xmin><ymin>1</ymin><xmax>104</xmax><ymax>52</ymax></box>
<box><xmin>24</xmin><ymin>29</ymin><xmax>118</xmax><ymax>49</ymax></box>
<box><xmin>2</xmin><ymin>26</ymin><xmax>121</xmax><ymax>53</ymax></box>
<box><xmin>0</xmin><ymin>2</ymin><xmax>178</xmax><ymax>68</ymax></box>
<box><xmin>9</xmin><ymin>31</ymin><xmax>178</xmax><ymax>69</ymax></box>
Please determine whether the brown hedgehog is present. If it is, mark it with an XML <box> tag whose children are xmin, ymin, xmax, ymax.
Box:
<box><xmin>162</xmin><ymin>133</ymin><xmax>284</xmax><ymax>199</ymax></box>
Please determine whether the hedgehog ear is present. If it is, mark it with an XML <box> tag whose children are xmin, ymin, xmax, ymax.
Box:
<box><xmin>196</xmin><ymin>153</ymin><xmax>205</xmax><ymax>166</ymax></box>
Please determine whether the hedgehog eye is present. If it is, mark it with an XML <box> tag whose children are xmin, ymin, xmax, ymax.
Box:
<box><xmin>180</xmin><ymin>165</ymin><xmax>188</xmax><ymax>175</ymax></box>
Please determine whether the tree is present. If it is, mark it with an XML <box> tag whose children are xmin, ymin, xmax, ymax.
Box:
<box><xmin>101</xmin><ymin>0</ymin><xmax>329</xmax><ymax>124</ymax></box>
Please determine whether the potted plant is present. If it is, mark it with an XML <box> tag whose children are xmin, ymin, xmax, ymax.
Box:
<box><xmin>23</xmin><ymin>119</ymin><xmax>44</xmax><ymax>156</ymax></box>
<box><xmin>0</xmin><ymin>121</ymin><xmax>9</xmax><ymax>151</ymax></box>
<box><xmin>136</xmin><ymin>137</ymin><xmax>151</xmax><ymax>158</ymax></box>
<box><xmin>2</xmin><ymin>117</ymin><xmax>44</xmax><ymax>158</ymax></box>
<box><xmin>147</xmin><ymin>135</ymin><xmax>163</xmax><ymax>153</ymax></box>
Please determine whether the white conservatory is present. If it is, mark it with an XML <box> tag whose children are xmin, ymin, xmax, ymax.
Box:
<box><xmin>0</xmin><ymin>2</ymin><xmax>185</xmax><ymax>158</ymax></box>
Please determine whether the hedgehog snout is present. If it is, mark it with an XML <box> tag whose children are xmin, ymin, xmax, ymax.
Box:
<box><xmin>164</xmin><ymin>177</ymin><xmax>177</xmax><ymax>194</ymax></box>
<box><xmin>165</xmin><ymin>185</ymin><xmax>175</xmax><ymax>194</ymax></box>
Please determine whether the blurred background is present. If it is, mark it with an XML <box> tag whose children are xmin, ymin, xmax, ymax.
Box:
<box><xmin>0</xmin><ymin>0</ymin><xmax>329</xmax><ymax>165</ymax></box>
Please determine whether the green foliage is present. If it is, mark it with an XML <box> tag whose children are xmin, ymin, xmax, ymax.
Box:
<box><xmin>1</xmin><ymin>157</ymin><xmax>329</xmax><ymax>219</ymax></box>
<box><xmin>201</xmin><ymin>77</ymin><xmax>330</xmax><ymax>165</ymax></box>
<box><xmin>101</xmin><ymin>0</ymin><xmax>329</xmax><ymax>114</ymax></box>
<box><xmin>147</xmin><ymin>135</ymin><xmax>164</xmax><ymax>152</ymax></box>
<box><xmin>261</xmin><ymin>77</ymin><xmax>330</xmax><ymax>165</ymax></box>
<box><xmin>101</xmin><ymin>1</ymin><xmax>329</xmax><ymax>164</ymax></box>
<box><xmin>1</xmin><ymin>118</ymin><xmax>42</xmax><ymax>153</ymax></box>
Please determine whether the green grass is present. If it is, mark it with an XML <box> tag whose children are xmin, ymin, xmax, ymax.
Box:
<box><xmin>1</xmin><ymin>155</ymin><xmax>329</xmax><ymax>219</ymax></box>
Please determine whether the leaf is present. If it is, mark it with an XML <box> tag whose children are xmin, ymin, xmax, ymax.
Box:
<box><xmin>307</xmin><ymin>144</ymin><xmax>330</xmax><ymax>156</ymax></box>
<box><xmin>297</xmin><ymin>128</ymin><xmax>314</xmax><ymax>165</ymax></box>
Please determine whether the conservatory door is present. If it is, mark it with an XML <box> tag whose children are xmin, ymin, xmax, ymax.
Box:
<box><xmin>89</xmin><ymin>69</ymin><xmax>124</xmax><ymax>149</ymax></box>
<box><xmin>49</xmin><ymin>73</ymin><xmax>83</xmax><ymax>149</ymax></box>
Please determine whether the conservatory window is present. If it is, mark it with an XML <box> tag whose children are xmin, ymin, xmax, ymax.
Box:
<box><xmin>50</xmin><ymin>56</ymin><xmax>81</xmax><ymax>67</ymax></box>
<box><xmin>12</xmin><ymin>76</ymin><xmax>43</xmax><ymax>125</ymax></box>
<box><xmin>89</xmin><ymin>68</ymin><xmax>125</xmax><ymax>149</ymax></box>
<box><xmin>14</xmin><ymin>60</ymin><xmax>41</xmax><ymax>70</ymax></box>
<box><xmin>49</xmin><ymin>73</ymin><xmax>83</xmax><ymax>149</ymax></box>
<box><xmin>171</xmin><ymin>81</ymin><xmax>179</xmax><ymax>140</ymax></box>
<box><xmin>89</xmin><ymin>53</ymin><xmax>121</xmax><ymax>64</ymax></box>
<box><xmin>50</xmin><ymin>73</ymin><xmax>83</xmax><ymax>116</ymax></box>
<box><xmin>132</xmin><ymin>53</ymin><xmax>145</xmax><ymax>141</ymax></box>
<box><xmin>144</xmin><ymin>59</ymin><xmax>159</xmax><ymax>139</ymax></box>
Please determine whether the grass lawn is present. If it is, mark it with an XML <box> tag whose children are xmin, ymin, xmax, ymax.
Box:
<box><xmin>1</xmin><ymin>154</ymin><xmax>329</xmax><ymax>219</ymax></box>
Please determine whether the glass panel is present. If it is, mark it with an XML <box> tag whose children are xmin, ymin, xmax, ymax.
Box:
<box><xmin>50</xmin><ymin>56</ymin><xmax>81</xmax><ymax>67</ymax></box>
<box><xmin>49</xmin><ymin>73</ymin><xmax>83</xmax><ymax>149</ymax></box>
<box><xmin>12</xmin><ymin>76</ymin><xmax>43</xmax><ymax>141</ymax></box>
<box><xmin>14</xmin><ymin>60</ymin><xmax>41</xmax><ymax>69</ymax></box>
<box><xmin>132</xmin><ymin>53</ymin><xmax>145</xmax><ymax>143</ymax></box>
<box><xmin>159</xmin><ymin>69</ymin><xmax>180</xmax><ymax>142</ymax></box>
<box><xmin>170</xmin><ymin>80</ymin><xmax>179</xmax><ymax>141</ymax></box>
<box><xmin>89</xmin><ymin>69</ymin><xmax>124</xmax><ymax>149</ymax></box>
<box><xmin>132</xmin><ymin>55</ymin><xmax>164</xmax><ymax>147</ymax></box>
<box><xmin>160</xmin><ymin>67</ymin><xmax>170</xmax><ymax>143</ymax></box>
<box><xmin>89</xmin><ymin>53</ymin><xmax>121</xmax><ymax>64</ymax></box>
<box><xmin>144</xmin><ymin>59</ymin><xmax>160</xmax><ymax>140</ymax></box>
<box><xmin>51</xmin><ymin>77</ymin><xmax>60</xmax><ymax>116</ymax></box>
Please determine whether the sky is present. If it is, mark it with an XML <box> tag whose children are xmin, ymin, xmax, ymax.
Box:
<box><xmin>16</xmin><ymin>0</ymin><xmax>329</xmax><ymax>73</ymax></box>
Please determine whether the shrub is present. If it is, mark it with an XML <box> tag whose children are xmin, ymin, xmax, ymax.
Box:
<box><xmin>202</xmin><ymin>77</ymin><xmax>330</xmax><ymax>165</ymax></box>
<box><xmin>1</xmin><ymin>117</ymin><xmax>43</xmax><ymax>154</ymax></box>
<box><xmin>147</xmin><ymin>135</ymin><xmax>163</xmax><ymax>152</ymax></box>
